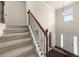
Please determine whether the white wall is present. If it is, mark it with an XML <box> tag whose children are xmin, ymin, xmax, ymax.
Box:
<box><xmin>56</xmin><ymin>2</ymin><xmax>79</xmax><ymax>35</ymax></box>
<box><xmin>27</xmin><ymin>1</ymin><xmax>56</xmax><ymax>46</ymax></box>
<box><xmin>56</xmin><ymin>2</ymin><xmax>79</xmax><ymax>55</ymax></box>
<box><xmin>4</xmin><ymin>1</ymin><xmax>27</xmax><ymax>25</ymax></box>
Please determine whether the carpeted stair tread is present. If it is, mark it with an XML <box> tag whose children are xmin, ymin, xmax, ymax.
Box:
<box><xmin>0</xmin><ymin>44</ymin><xmax>34</xmax><ymax>57</ymax></box>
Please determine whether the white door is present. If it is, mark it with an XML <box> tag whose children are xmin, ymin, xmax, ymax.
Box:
<box><xmin>4</xmin><ymin>1</ymin><xmax>27</xmax><ymax>25</ymax></box>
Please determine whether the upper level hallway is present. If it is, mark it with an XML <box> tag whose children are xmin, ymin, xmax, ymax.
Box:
<box><xmin>0</xmin><ymin>1</ymin><xmax>79</xmax><ymax>57</ymax></box>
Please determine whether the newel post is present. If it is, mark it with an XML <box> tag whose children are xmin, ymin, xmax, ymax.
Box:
<box><xmin>27</xmin><ymin>10</ymin><xmax>30</xmax><ymax>25</ymax></box>
<box><xmin>45</xmin><ymin>29</ymin><xmax>48</xmax><ymax>54</ymax></box>
<box><xmin>49</xmin><ymin>32</ymin><xmax>52</xmax><ymax>48</ymax></box>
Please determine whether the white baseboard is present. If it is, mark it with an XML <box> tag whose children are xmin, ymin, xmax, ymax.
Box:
<box><xmin>28</xmin><ymin>25</ymin><xmax>43</xmax><ymax>57</ymax></box>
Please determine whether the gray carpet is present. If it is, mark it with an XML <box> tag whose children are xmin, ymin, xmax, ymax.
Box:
<box><xmin>0</xmin><ymin>25</ymin><xmax>38</xmax><ymax>57</ymax></box>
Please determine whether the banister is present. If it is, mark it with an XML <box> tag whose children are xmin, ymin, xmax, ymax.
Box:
<box><xmin>27</xmin><ymin>10</ymin><xmax>46</xmax><ymax>35</ymax></box>
<box><xmin>27</xmin><ymin>9</ymin><xmax>51</xmax><ymax>56</ymax></box>
<box><xmin>55</xmin><ymin>46</ymin><xmax>78</xmax><ymax>57</ymax></box>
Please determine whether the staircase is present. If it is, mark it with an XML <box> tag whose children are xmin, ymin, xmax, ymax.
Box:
<box><xmin>0</xmin><ymin>25</ymin><xmax>38</xmax><ymax>57</ymax></box>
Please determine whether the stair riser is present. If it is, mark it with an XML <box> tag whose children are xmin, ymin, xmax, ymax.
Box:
<box><xmin>0</xmin><ymin>33</ymin><xmax>31</xmax><ymax>42</ymax></box>
<box><xmin>0</xmin><ymin>40</ymin><xmax>32</xmax><ymax>54</ymax></box>
<box><xmin>4</xmin><ymin>29</ymin><xmax>29</xmax><ymax>34</ymax></box>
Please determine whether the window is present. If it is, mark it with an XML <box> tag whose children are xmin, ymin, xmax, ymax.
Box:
<box><xmin>64</xmin><ymin>8</ymin><xmax>73</xmax><ymax>22</ymax></box>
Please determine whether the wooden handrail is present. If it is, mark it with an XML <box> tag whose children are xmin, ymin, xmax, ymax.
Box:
<box><xmin>55</xmin><ymin>46</ymin><xmax>78</xmax><ymax>57</ymax></box>
<box><xmin>46</xmin><ymin>46</ymin><xmax>78</xmax><ymax>57</ymax></box>
<box><xmin>27</xmin><ymin>10</ymin><xmax>46</xmax><ymax>35</ymax></box>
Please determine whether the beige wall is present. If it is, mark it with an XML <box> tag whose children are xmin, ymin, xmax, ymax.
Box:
<box><xmin>27</xmin><ymin>1</ymin><xmax>56</xmax><ymax>46</ymax></box>
<box><xmin>56</xmin><ymin>2</ymin><xmax>79</xmax><ymax>35</ymax></box>
<box><xmin>4</xmin><ymin>1</ymin><xmax>27</xmax><ymax>25</ymax></box>
<box><xmin>56</xmin><ymin>2</ymin><xmax>79</xmax><ymax>54</ymax></box>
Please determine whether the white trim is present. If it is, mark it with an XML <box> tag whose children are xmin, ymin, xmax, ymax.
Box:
<box><xmin>28</xmin><ymin>25</ymin><xmax>43</xmax><ymax>57</ymax></box>
<box><xmin>60</xmin><ymin>33</ymin><xmax>64</xmax><ymax>48</ymax></box>
<box><xmin>73</xmin><ymin>36</ymin><xmax>78</xmax><ymax>55</ymax></box>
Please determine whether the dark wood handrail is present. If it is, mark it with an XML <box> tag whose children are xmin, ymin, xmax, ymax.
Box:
<box><xmin>55</xmin><ymin>46</ymin><xmax>78</xmax><ymax>57</ymax></box>
<box><xmin>46</xmin><ymin>46</ymin><xmax>78</xmax><ymax>57</ymax></box>
<box><xmin>27</xmin><ymin>10</ymin><xmax>46</xmax><ymax>36</ymax></box>
<box><xmin>27</xmin><ymin>10</ymin><xmax>50</xmax><ymax>55</ymax></box>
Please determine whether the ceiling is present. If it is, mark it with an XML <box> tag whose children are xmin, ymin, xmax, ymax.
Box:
<box><xmin>45</xmin><ymin>1</ymin><xmax>75</xmax><ymax>10</ymax></box>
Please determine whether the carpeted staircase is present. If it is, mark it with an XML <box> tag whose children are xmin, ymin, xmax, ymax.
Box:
<box><xmin>0</xmin><ymin>25</ymin><xmax>38</xmax><ymax>57</ymax></box>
